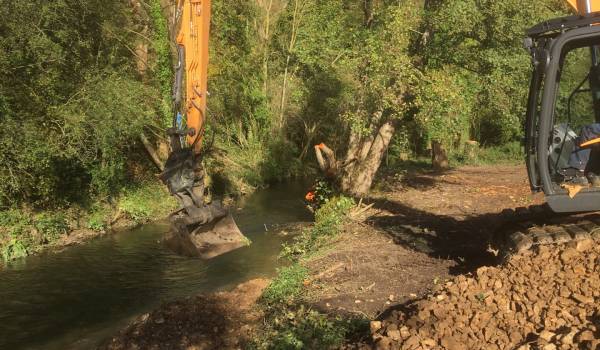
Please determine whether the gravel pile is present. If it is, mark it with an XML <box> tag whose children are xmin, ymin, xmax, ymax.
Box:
<box><xmin>371</xmin><ymin>239</ymin><xmax>600</xmax><ymax>350</ymax></box>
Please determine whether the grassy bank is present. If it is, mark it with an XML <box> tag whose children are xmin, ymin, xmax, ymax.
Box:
<box><xmin>0</xmin><ymin>181</ymin><xmax>177</xmax><ymax>263</ymax></box>
<box><xmin>249</xmin><ymin>196</ymin><xmax>369</xmax><ymax>349</ymax></box>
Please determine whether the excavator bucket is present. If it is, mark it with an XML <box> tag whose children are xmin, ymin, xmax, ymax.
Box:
<box><xmin>160</xmin><ymin>149</ymin><xmax>250</xmax><ymax>259</ymax></box>
<box><xmin>164</xmin><ymin>212</ymin><xmax>250</xmax><ymax>259</ymax></box>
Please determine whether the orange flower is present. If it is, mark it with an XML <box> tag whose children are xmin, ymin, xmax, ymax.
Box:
<box><xmin>305</xmin><ymin>191</ymin><xmax>316</xmax><ymax>202</ymax></box>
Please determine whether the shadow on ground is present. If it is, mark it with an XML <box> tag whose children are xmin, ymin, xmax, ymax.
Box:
<box><xmin>366</xmin><ymin>198</ymin><xmax>506</xmax><ymax>275</ymax></box>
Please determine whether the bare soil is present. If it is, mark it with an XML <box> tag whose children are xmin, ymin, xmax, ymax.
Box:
<box><xmin>332</xmin><ymin>165</ymin><xmax>600</xmax><ymax>349</ymax></box>
<box><xmin>102</xmin><ymin>279</ymin><xmax>269</xmax><ymax>350</ymax></box>
<box><xmin>304</xmin><ymin>165</ymin><xmax>542</xmax><ymax>319</ymax></box>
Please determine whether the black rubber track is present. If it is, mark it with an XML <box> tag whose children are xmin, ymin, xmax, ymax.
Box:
<box><xmin>492</xmin><ymin>204</ymin><xmax>600</xmax><ymax>261</ymax></box>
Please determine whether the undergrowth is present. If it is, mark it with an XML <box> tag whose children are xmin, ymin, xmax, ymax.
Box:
<box><xmin>149</xmin><ymin>0</ymin><xmax>173</xmax><ymax>127</ymax></box>
<box><xmin>0</xmin><ymin>210</ymin><xmax>68</xmax><ymax>262</ymax></box>
<box><xmin>450</xmin><ymin>141</ymin><xmax>523</xmax><ymax>166</ymax></box>
<box><xmin>251</xmin><ymin>196</ymin><xmax>369</xmax><ymax>349</ymax></box>
<box><xmin>0</xmin><ymin>181</ymin><xmax>176</xmax><ymax>264</ymax></box>
<box><xmin>117</xmin><ymin>181</ymin><xmax>177</xmax><ymax>223</ymax></box>
<box><xmin>210</xmin><ymin>122</ymin><xmax>305</xmax><ymax>197</ymax></box>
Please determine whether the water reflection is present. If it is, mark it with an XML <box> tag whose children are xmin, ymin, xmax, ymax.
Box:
<box><xmin>0</xmin><ymin>183</ymin><xmax>311</xmax><ymax>350</ymax></box>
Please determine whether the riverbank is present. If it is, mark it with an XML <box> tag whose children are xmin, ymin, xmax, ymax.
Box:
<box><xmin>248</xmin><ymin>164</ymin><xmax>542</xmax><ymax>348</ymax></box>
<box><xmin>102</xmin><ymin>164</ymin><xmax>547</xmax><ymax>349</ymax></box>
<box><xmin>0</xmin><ymin>181</ymin><xmax>177</xmax><ymax>265</ymax></box>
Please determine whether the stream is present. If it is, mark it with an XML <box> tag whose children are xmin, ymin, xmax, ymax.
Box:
<box><xmin>0</xmin><ymin>183</ymin><xmax>311</xmax><ymax>350</ymax></box>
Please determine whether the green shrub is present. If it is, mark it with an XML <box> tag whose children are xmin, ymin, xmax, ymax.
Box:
<box><xmin>269</xmin><ymin>307</ymin><xmax>353</xmax><ymax>350</ymax></box>
<box><xmin>33</xmin><ymin>213</ymin><xmax>69</xmax><ymax>241</ymax></box>
<box><xmin>1</xmin><ymin>238</ymin><xmax>28</xmax><ymax>262</ymax></box>
<box><xmin>0</xmin><ymin>210</ymin><xmax>34</xmax><ymax>262</ymax></box>
<box><xmin>86</xmin><ymin>207</ymin><xmax>110</xmax><ymax>231</ymax></box>
<box><xmin>282</xmin><ymin>196</ymin><xmax>354</xmax><ymax>259</ymax></box>
<box><xmin>149</xmin><ymin>0</ymin><xmax>173</xmax><ymax>127</ymax></box>
<box><xmin>451</xmin><ymin>141</ymin><xmax>523</xmax><ymax>166</ymax></box>
<box><xmin>118</xmin><ymin>182</ymin><xmax>177</xmax><ymax>223</ymax></box>
<box><xmin>261</xmin><ymin>264</ymin><xmax>309</xmax><ymax>306</ymax></box>
<box><xmin>254</xmin><ymin>193</ymin><xmax>362</xmax><ymax>349</ymax></box>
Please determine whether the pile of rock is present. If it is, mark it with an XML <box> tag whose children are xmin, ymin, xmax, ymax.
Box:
<box><xmin>371</xmin><ymin>240</ymin><xmax>600</xmax><ymax>350</ymax></box>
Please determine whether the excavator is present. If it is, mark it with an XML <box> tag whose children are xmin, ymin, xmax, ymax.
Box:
<box><xmin>161</xmin><ymin>0</ymin><xmax>600</xmax><ymax>258</ymax></box>
<box><xmin>159</xmin><ymin>0</ymin><xmax>249</xmax><ymax>259</ymax></box>
<box><xmin>497</xmin><ymin>0</ymin><xmax>600</xmax><ymax>254</ymax></box>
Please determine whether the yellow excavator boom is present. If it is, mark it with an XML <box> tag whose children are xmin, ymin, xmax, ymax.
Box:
<box><xmin>567</xmin><ymin>0</ymin><xmax>600</xmax><ymax>14</ymax></box>
<box><xmin>176</xmin><ymin>0</ymin><xmax>211</xmax><ymax>153</ymax></box>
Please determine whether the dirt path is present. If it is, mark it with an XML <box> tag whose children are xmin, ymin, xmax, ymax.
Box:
<box><xmin>304</xmin><ymin>165</ymin><xmax>541</xmax><ymax>320</ymax></box>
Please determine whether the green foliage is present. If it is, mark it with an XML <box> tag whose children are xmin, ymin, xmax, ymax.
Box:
<box><xmin>0</xmin><ymin>210</ymin><xmax>68</xmax><ymax>262</ymax></box>
<box><xmin>261</xmin><ymin>264</ymin><xmax>309</xmax><ymax>306</ymax></box>
<box><xmin>86</xmin><ymin>206</ymin><xmax>110</xmax><ymax>231</ymax></box>
<box><xmin>1</xmin><ymin>238</ymin><xmax>28</xmax><ymax>262</ymax></box>
<box><xmin>149</xmin><ymin>0</ymin><xmax>173</xmax><ymax>127</ymax></box>
<box><xmin>0</xmin><ymin>210</ymin><xmax>32</xmax><ymax>261</ymax></box>
<box><xmin>312</xmin><ymin>179</ymin><xmax>335</xmax><ymax>207</ymax></box>
<box><xmin>314</xmin><ymin>196</ymin><xmax>355</xmax><ymax>229</ymax></box>
<box><xmin>0</xmin><ymin>0</ymin><xmax>166</xmax><ymax>207</ymax></box>
<box><xmin>267</xmin><ymin>307</ymin><xmax>362</xmax><ymax>350</ymax></box>
<box><xmin>452</xmin><ymin>141</ymin><xmax>523</xmax><ymax>166</ymax></box>
<box><xmin>210</xmin><ymin>2</ymin><xmax>271</xmax><ymax>131</ymax></box>
<box><xmin>282</xmin><ymin>196</ymin><xmax>354</xmax><ymax>260</ymax></box>
<box><xmin>33</xmin><ymin>213</ymin><xmax>69</xmax><ymax>241</ymax></box>
<box><xmin>118</xmin><ymin>181</ymin><xmax>177</xmax><ymax>223</ymax></box>
<box><xmin>414</xmin><ymin>68</ymin><xmax>475</xmax><ymax>149</ymax></box>
<box><xmin>53</xmin><ymin>73</ymin><xmax>158</xmax><ymax>196</ymax></box>
<box><xmin>255</xmin><ymin>194</ymin><xmax>365</xmax><ymax>350</ymax></box>
<box><xmin>421</xmin><ymin>0</ymin><xmax>568</xmax><ymax>146</ymax></box>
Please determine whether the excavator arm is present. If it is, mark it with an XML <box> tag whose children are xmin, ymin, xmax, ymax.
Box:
<box><xmin>160</xmin><ymin>0</ymin><xmax>249</xmax><ymax>259</ymax></box>
<box><xmin>174</xmin><ymin>0</ymin><xmax>210</xmax><ymax>153</ymax></box>
<box><xmin>567</xmin><ymin>0</ymin><xmax>600</xmax><ymax>13</ymax></box>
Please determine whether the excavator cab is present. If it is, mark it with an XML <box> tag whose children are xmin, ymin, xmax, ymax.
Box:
<box><xmin>525</xmin><ymin>12</ymin><xmax>600</xmax><ymax>212</ymax></box>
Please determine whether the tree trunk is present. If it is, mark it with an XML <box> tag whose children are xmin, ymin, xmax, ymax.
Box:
<box><xmin>140</xmin><ymin>133</ymin><xmax>165</xmax><ymax>171</ymax></box>
<box><xmin>431</xmin><ymin>140</ymin><xmax>449</xmax><ymax>172</ymax></box>
<box><xmin>278</xmin><ymin>0</ymin><xmax>303</xmax><ymax>129</ymax></box>
<box><xmin>335</xmin><ymin>121</ymin><xmax>395</xmax><ymax>197</ymax></box>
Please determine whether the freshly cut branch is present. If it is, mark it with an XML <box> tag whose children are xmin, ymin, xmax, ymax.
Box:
<box><xmin>140</xmin><ymin>132</ymin><xmax>165</xmax><ymax>171</ymax></box>
<box><xmin>314</xmin><ymin>120</ymin><xmax>395</xmax><ymax>198</ymax></box>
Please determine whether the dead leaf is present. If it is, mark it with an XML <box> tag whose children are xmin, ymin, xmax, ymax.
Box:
<box><xmin>561</xmin><ymin>183</ymin><xmax>584</xmax><ymax>199</ymax></box>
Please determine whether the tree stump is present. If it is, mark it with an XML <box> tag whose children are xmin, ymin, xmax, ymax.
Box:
<box><xmin>432</xmin><ymin>141</ymin><xmax>449</xmax><ymax>172</ymax></box>
<box><xmin>464</xmin><ymin>140</ymin><xmax>480</xmax><ymax>161</ymax></box>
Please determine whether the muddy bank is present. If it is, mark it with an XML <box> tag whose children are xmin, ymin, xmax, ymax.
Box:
<box><xmin>102</xmin><ymin>279</ymin><xmax>270</xmax><ymax>350</ymax></box>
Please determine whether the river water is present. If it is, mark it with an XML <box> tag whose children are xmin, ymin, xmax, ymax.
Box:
<box><xmin>0</xmin><ymin>183</ymin><xmax>311</xmax><ymax>350</ymax></box>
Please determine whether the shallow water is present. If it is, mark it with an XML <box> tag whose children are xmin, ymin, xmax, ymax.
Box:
<box><xmin>0</xmin><ymin>183</ymin><xmax>311</xmax><ymax>350</ymax></box>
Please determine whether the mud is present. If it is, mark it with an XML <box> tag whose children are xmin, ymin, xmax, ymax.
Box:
<box><xmin>49</xmin><ymin>216</ymin><xmax>142</xmax><ymax>254</ymax></box>
<box><xmin>102</xmin><ymin>279</ymin><xmax>269</xmax><ymax>350</ymax></box>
